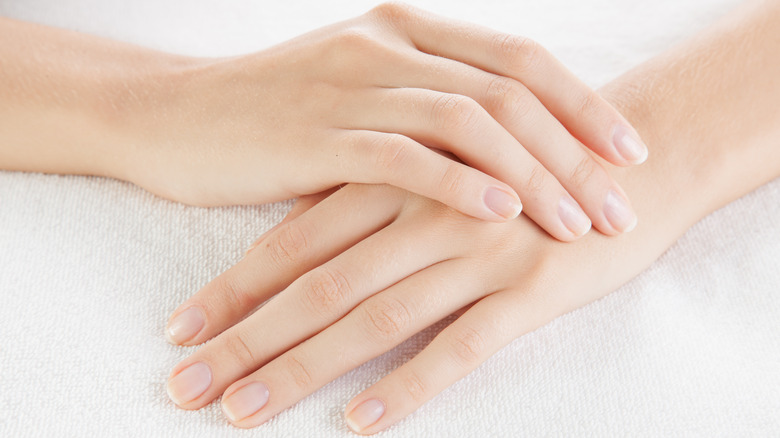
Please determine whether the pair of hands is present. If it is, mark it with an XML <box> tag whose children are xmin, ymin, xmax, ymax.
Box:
<box><xmin>161</xmin><ymin>3</ymin><xmax>650</xmax><ymax>434</ymax></box>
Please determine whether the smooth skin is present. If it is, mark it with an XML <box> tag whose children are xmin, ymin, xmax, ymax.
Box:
<box><xmin>0</xmin><ymin>4</ymin><xmax>647</xmax><ymax>241</ymax></box>
<box><xmin>164</xmin><ymin>1</ymin><xmax>780</xmax><ymax>433</ymax></box>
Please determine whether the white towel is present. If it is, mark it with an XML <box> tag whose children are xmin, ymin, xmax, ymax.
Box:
<box><xmin>1</xmin><ymin>0</ymin><xmax>778</xmax><ymax>436</ymax></box>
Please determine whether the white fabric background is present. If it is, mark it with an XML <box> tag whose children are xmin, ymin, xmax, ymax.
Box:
<box><xmin>1</xmin><ymin>0</ymin><xmax>778</xmax><ymax>436</ymax></box>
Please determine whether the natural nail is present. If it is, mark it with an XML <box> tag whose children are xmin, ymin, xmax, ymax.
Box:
<box><xmin>167</xmin><ymin>362</ymin><xmax>212</xmax><ymax>405</ymax></box>
<box><xmin>558</xmin><ymin>196</ymin><xmax>591</xmax><ymax>237</ymax></box>
<box><xmin>346</xmin><ymin>398</ymin><xmax>385</xmax><ymax>433</ymax></box>
<box><xmin>166</xmin><ymin>306</ymin><xmax>205</xmax><ymax>345</ymax></box>
<box><xmin>613</xmin><ymin>124</ymin><xmax>648</xmax><ymax>164</ymax></box>
<box><xmin>604</xmin><ymin>190</ymin><xmax>637</xmax><ymax>233</ymax></box>
<box><xmin>483</xmin><ymin>187</ymin><xmax>522</xmax><ymax>220</ymax></box>
<box><xmin>222</xmin><ymin>382</ymin><xmax>270</xmax><ymax>422</ymax></box>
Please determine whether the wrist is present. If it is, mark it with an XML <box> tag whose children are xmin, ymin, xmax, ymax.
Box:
<box><xmin>91</xmin><ymin>52</ymin><xmax>208</xmax><ymax>183</ymax></box>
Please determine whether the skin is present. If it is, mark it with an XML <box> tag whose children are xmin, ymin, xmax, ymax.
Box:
<box><xmin>162</xmin><ymin>0</ymin><xmax>780</xmax><ymax>434</ymax></box>
<box><xmin>0</xmin><ymin>4</ymin><xmax>647</xmax><ymax>241</ymax></box>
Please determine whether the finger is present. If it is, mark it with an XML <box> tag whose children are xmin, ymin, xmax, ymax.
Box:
<box><xmin>344</xmin><ymin>290</ymin><xmax>525</xmax><ymax>435</ymax></box>
<box><xmin>167</xmin><ymin>217</ymin><xmax>463</xmax><ymax>409</ymax></box>
<box><xmin>346</xmin><ymin>86</ymin><xmax>635</xmax><ymax>238</ymax></box>
<box><xmin>332</xmin><ymin>129</ymin><xmax>522</xmax><ymax>223</ymax></box>
<box><xmin>370</xmin><ymin>3</ymin><xmax>648</xmax><ymax>166</ymax></box>
<box><xmin>217</xmin><ymin>258</ymin><xmax>483</xmax><ymax>427</ymax></box>
<box><xmin>165</xmin><ymin>184</ymin><xmax>405</xmax><ymax>346</ymax></box>
<box><xmin>245</xmin><ymin>189</ymin><xmax>338</xmax><ymax>256</ymax></box>
<box><xmin>286</xmin><ymin>188</ymin><xmax>341</xmax><ymax>220</ymax></box>
<box><xmin>364</xmin><ymin>81</ymin><xmax>635</xmax><ymax>235</ymax></box>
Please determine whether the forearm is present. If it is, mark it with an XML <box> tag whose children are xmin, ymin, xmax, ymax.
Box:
<box><xmin>0</xmin><ymin>17</ymin><xmax>192</xmax><ymax>179</ymax></box>
<box><xmin>563</xmin><ymin>1</ymin><xmax>780</xmax><ymax>299</ymax></box>
<box><xmin>608</xmin><ymin>0</ymin><xmax>780</xmax><ymax>222</ymax></box>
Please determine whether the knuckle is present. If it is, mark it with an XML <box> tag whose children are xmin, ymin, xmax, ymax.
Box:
<box><xmin>222</xmin><ymin>332</ymin><xmax>259</xmax><ymax>370</ymax></box>
<box><xmin>524</xmin><ymin>164</ymin><xmax>548</xmax><ymax>198</ymax></box>
<box><xmin>210</xmin><ymin>274</ymin><xmax>253</xmax><ymax>312</ymax></box>
<box><xmin>569</xmin><ymin>155</ymin><xmax>600</xmax><ymax>189</ymax></box>
<box><xmin>373</xmin><ymin>134</ymin><xmax>410</xmax><ymax>171</ymax></box>
<box><xmin>439</xmin><ymin>163</ymin><xmax>467</xmax><ymax>196</ymax></box>
<box><xmin>484</xmin><ymin>77</ymin><xmax>512</xmax><ymax>115</ymax></box>
<box><xmin>448</xmin><ymin>326</ymin><xmax>486</xmax><ymax>368</ymax></box>
<box><xmin>301</xmin><ymin>267</ymin><xmax>352</xmax><ymax>318</ymax></box>
<box><xmin>326</xmin><ymin>26</ymin><xmax>396</xmax><ymax>73</ymax></box>
<box><xmin>493</xmin><ymin>34</ymin><xmax>542</xmax><ymax>74</ymax></box>
<box><xmin>400</xmin><ymin>369</ymin><xmax>428</xmax><ymax>402</ymax></box>
<box><xmin>362</xmin><ymin>296</ymin><xmax>412</xmax><ymax>343</ymax></box>
<box><xmin>266</xmin><ymin>222</ymin><xmax>310</xmax><ymax>267</ymax></box>
<box><xmin>431</xmin><ymin>94</ymin><xmax>482</xmax><ymax>133</ymax></box>
<box><xmin>370</xmin><ymin>2</ymin><xmax>414</xmax><ymax>23</ymax></box>
<box><xmin>283</xmin><ymin>354</ymin><xmax>314</xmax><ymax>389</ymax></box>
<box><xmin>574</xmin><ymin>90</ymin><xmax>603</xmax><ymax>121</ymax></box>
<box><xmin>334</xmin><ymin>27</ymin><xmax>376</xmax><ymax>51</ymax></box>
<box><xmin>484</xmin><ymin>77</ymin><xmax>533</xmax><ymax>121</ymax></box>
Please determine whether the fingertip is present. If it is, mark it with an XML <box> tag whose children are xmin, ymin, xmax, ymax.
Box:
<box><xmin>166</xmin><ymin>361</ymin><xmax>213</xmax><ymax>408</ymax></box>
<box><xmin>166</xmin><ymin>306</ymin><xmax>206</xmax><ymax>345</ymax></box>
<box><xmin>557</xmin><ymin>195</ymin><xmax>591</xmax><ymax>239</ymax></box>
<box><xmin>221</xmin><ymin>382</ymin><xmax>270</xmax><ymax>427</ymax></box>
<box><xmin>603</xmin><ymin>189</ymin><xmax>638</xmax><ymax>234</ymax></box>
<box><xmin>553</xmin><ymin>223</ymin><xmax>592</xmax><ymax>243</ymax></box>
<box><xmin>482</xmin><ymin>186</ymin><xmax>522</xmax><ymax>221</ymax></box>
<box><xmin>345</xmin><ymin>398</ymin><xmax>386</xmax><ymax>435</ymax></box>
<box><xmin>612</xmin><ymin>124</ymin><xmax>649</xmax><ymax>165</ymax></box>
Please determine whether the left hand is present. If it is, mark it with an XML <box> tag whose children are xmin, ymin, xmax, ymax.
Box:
<box><xmin>164</xmin><ymin>183</ymin><xmax>674</xmax><ymax>433</ymax></box>
<box><xmin>115</xmin><ymin>3</ymin><xmax>646</xmax><ymax>238</ymax></box>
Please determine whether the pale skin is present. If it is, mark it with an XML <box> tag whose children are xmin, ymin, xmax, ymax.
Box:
<box><xmin>2</xmin><ymin>0</ymin><xmax>779</xmax><ymax>435</ymax></box>
<box><xmin>161</xmin><ymin>1</ymin><xmax>780</xmax><ymax>434</ymax></box>
<box><xmin>0</xmin><ymin>5</ymin><xmax>648</xmax><ymax>241</ymax></box>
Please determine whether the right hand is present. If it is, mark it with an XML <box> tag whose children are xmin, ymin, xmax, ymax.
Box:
<box><xmin>127</xmin><ymin>2</ymin><xmax>646</xmax><ymax>240</ymax></box>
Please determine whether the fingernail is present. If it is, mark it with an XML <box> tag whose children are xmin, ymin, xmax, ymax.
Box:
<box><xmin>222</xmin><ymin>382</ymin><xmax>270</xmax><ymax>422</ymax></box>
<box><xmin>483</xmin><ymin>187</ymin><xmax>522</xmax><ymax>220</ymax></box>
<box><xmin>557</xmin><ymin>196</ymin><xmax>591</xmax><ymax>237</ymax></box>
<box><xmin>346</xmin><ymin>398</ymin><xmax>385</xmax><ymax>433</ymax></box>
<box><xmin>604</xmin><ymin>190</ymin><xmax>637</xmax><ymax>233</ymax></box>
<box><xmin>613</xmin><ymin>124</ymin><xmax>648</xmax><ymax>164</ymax></box>
<box><xmin>167</xmin><ymin>362</ymin><xmax>212</xmax><ymax>405</ymax></box>
<box><xmin>166</xmin><ymin>306</ymin><xmax>205</xmax><ymax>345</ymax></box>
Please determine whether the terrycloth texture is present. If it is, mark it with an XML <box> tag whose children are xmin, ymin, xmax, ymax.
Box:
<box><xmin>1</xmin><ymin>0</ymin><xmax>778</xmax><ymax>436</ymax></box>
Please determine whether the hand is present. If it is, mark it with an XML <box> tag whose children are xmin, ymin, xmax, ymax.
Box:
<box><xmin>163</xmin><ymin>182</ymin><xmax>678</xmax><ymax>433</ymax></box>
<box><xmin>124</xmin><ymin>3</ymin><xmax>646</xmax><ymax>239</ymax></box>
